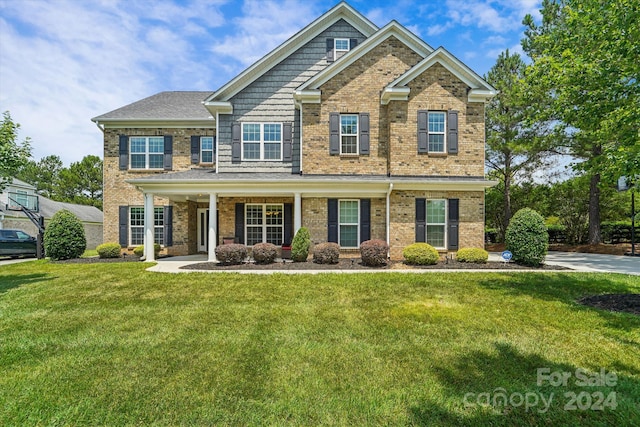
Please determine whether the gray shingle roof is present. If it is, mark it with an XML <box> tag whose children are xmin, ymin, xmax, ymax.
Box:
<box><xmin>92</xmin><ymin>91</ymin><xmax>214</xmax><ymax>121</ymax></box>
<box><xmin>1</xmin><ymin>194</ymin><xmax>103</xmax><ymax>223</ymax></box>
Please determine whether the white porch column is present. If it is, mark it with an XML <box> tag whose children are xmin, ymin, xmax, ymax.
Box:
<box><xmin>208</xmin><ymin>193</ymin><xmax>217</xmax><ymax>262</ymax></box>
<box><xmin>144</xmin><ymin>192</ymin><xmax>155</xmax><ymax>261</ymax></box>
<box><xmin>294</xmin><ymin>192</ymin><xmax>302</xmax><ymax>234</ymax></box>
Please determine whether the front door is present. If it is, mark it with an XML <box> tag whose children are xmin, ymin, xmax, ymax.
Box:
<box><xmin>197</xmin><ymin>209</ymin><xmax>218</xmax><ymax>252</ymax></box>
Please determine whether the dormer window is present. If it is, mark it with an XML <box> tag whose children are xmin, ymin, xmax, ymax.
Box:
<box><xmin>326</xmin><ymin>38</ymin><xmax>358</xmax><ymax>62</ymax></box>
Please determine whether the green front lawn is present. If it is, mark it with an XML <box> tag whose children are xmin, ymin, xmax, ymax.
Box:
<box><xmin>1</xmin><ymin>261</ymin><xmax>638</xmax><ymax>426</ymax></box>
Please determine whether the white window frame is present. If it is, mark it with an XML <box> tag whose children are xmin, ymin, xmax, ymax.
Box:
<box><xmin>426</xmin><ymin>199</ymin><xmax>447</xmax><ymax>249</ymax></box>
<box><xmin>335</xmin><ymin>38</ymin><xmax>350</xmax><ymax>54</ymax></box>
<box><xmin>338</xmin><ymin>199</ymin><xmax>360</xmax><ymax>249</ymax></box>
<box><xmin>241</xmin><ymin>123</ymin><xmax>283</xmax><ymax>161</ymax></box>
<box><xmin>427</xmin><ymin>112</ymin><xmax>446</xmax><ymax>153</ymax></box>
<box><xmin>200</xmin><ymin>136</ymin><xmax>214</xmax><ymax>164</ymax></box>
<box><xmin>129</xmin><ymin>206</ymin><xmax>164</xmax><ymax>247</ymax></box>
<box><xmin>129</xmin><ymin>136</ymin><xmax>164</xmax><ymax>170</ymax></box>
<box><xmin>245</xmin><ymin>203</ymin><xmax>284</xmax><ymax>246</ymax></box>
<box><xmin>340</xmin><ymin>114</ymin><xmax>359</xmax><ymax>155</ymax></box>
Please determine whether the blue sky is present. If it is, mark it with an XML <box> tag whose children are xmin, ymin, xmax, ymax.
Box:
<box><xmin>0</xmin><ymin>0</ymin><xmax>540</xmax><ymax>166</ymax></box>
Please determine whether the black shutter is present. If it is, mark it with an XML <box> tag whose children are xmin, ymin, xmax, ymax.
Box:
<box><xmin>164</xmin><ymin>135</ymin><xmax>173</xmax><ymax>170</ymax></box>
<box><xmin>359</xmin><ymin>112</ymin><xmax>370</xmax><ymax>155</ymax></box>
<box><xmin>119</xmin><ymin>206</ymin><xmax>128</xmax><ymax>247</ymax></box>
<box><xmin>235</xmin><ymin>203</ymin><xmax>245</xmax><ymax>244</ymax></box>
<box><xmin>448</xmin><ymin>198</ymin><xmax>459</xmax><ymax>250</ymax></box>
<box><xmin>360</xmin><ymin>199</ymin><xmax>371</xmax><ymax>243</ymax></box>
<box><xmin>329</xmin><ymin>112</ymin><xmax>340</xmax><ymax>155</ymax></box>
<box><xmin>349</xmin><ymin>38</ymin><xmax>358</xmax><ymax>49</ymax></box>
<box><xmin>326</xmin><ymin>38</ymin><xmax>334</xmax><ymax>62</ymax></box>
<box><xmin>417</xmin><ymin>110</ymin><xmax>428</xmax><ymax>153</ymax></box>
<box><xmin>283</xmin><ymin>123</ymin><xmax>293</xmax><ymax>161</ymax></box>
<box><xmin>232</xmin><ymin>122</ymin><xmax>241</xmax><ymax>163</ymax></box>
<box><xmin>119</xmin><ymin>135</ymin><xmax>128</xmax><ymax>170</ymax></box>
<box><xmin>284</xmin><ymin>203</ymin><xmax>293</xmax><ymax>246</ymax></box>
<box><xmin>191</xmin><ymin>135</ymin><xmax>200</xmax><ymax>164</ymax></box>
<box><xmin>328</xmin><ymin>199</ymin><xmax>338</xmax><ymax>243</ymax></box>
<box><xmin>448</xmin><ymin>110</ymin><xmax>458</xmax><ymax>154</ymax></box>
<box><xmin>163</xmin><ymin>205</ymin><xmax>173</xmax><ymax>247</ymax></box>
<box><xmin>415</xmin><ymin>198</ymin><xmax>426</xmax><ymax>242</ymax></box>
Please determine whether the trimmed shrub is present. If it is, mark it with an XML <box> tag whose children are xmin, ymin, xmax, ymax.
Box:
<box><xmin>505</xmin><ymin>208</ymin><xmax>548</xmax><ymax>266</ymax></box>
<box><xmin>43</xmin><ymin>209</ymin><xmax>86</xmax><ymax>260</ymax></box>
<box><xmin>133</xmin><ymin>243</ymin><xmax>161</xmax><ymax>258</ymax></box>
<box><xmin>252</xmin><ymin>242</ymin><xmax>278</xmax><ymax>264</ymax></box>
<box><xmin>360</xmin><ymin>239</ymin><xmax>389</xmax><ymax>267</ymax></box>
<box><xmin>456</xmin><ymin>247</ymin><xmax>488</xmax><ymax>263</ymax></box>
<box><xmin>291</xmin><ymin>227</ymin><xmax>311</xmax><ymax>262</ymax></box>
<box><xmin>96</xmin><ymin>242</ymin><xmax>121</xmax><ymax>259</ymax></box>
<box><xmin>403</xmin><ymin>243</ymin><xmax>439</xmax><ymax>265</ymax></box>
<box><xmin>313</xmin><ymin>242</ymin><xmax>340</xmax><ymax>264</ymax></box>
<box><xmin>215</xmin><ymin>243</ymin><xmax>247</xmax><ymax>265</ymax></box>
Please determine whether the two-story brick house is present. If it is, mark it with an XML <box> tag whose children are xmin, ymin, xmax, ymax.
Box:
<box><xmin>92</xmin><ymin>2</ymin><xmax>496</xmax><ymax>261</ymax></box>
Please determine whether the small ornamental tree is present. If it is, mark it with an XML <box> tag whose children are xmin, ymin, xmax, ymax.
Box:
<box><xmin>505</xmin><ymin>208</ymin><xmax>548</xmax><ymax>266</ymax></box>
<box><xmin>43</xmin><ymin>209</ymin><xmax>86</xmax><ymax>260</ymax></box>
<box><xmin>291</xmin><ymin>227</ymin><xmax>311</xmax><ymax>262</ymax></box>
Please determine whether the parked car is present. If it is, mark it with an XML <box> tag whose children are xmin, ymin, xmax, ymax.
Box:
<box><xmin>0</xmin><ymin>229</ymin><xmax>37</xmax><ymax>258</ymax></box>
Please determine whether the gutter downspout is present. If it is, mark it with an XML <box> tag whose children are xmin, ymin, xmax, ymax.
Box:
<box><xmin>215</xmin><ymin>112</ymin><xmax>219</xmax><ymax>174</ymax></box>
<box><xmin>386</xmin><ymin>182</ymin><xmax>393</xmax><ymax>258</ymax></box>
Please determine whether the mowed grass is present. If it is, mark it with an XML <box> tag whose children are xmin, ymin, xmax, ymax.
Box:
<box><xmin>1</xmin><ymin>261</ymin><xmax>639</xmax><ymax>426</ymax></box>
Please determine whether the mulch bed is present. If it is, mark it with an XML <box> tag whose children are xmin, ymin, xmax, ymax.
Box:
<box><xmin>578</xmin><ymin>294</ymin><xmax>640</xmax><ymax>316</ymax></box>
<box><xmin>52</xmin><ymin>256</ymin><xmax>143</xmax><ymax>264</ymax></box>
<box><xmin>181</xmin><ymin>259</ymin><xmax>570</xmax><ymax>271</ymax></box>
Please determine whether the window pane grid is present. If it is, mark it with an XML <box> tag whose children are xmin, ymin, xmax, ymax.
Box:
<box><xmin>242</xmin><ymin>123</ymin><xmax>281</xmax><ymax>161</ymax></box>
<box><xmin>130</xmin><ymin>207</ymin><xmax>164</xmax><ymax>246</ymax></box>
<box><xmin>201</xmin><ymin>137</ymin><xmax>214</xmax><ymax>163</ymax></box>
<box><xmin>129</xmin><ymin>137</ymin><xmax>165</xmax><ymax>169</ymax></box>
<box><xmin>245</xmin><ymin>204</ymin><xmax>283</xmax><ymax>246</ymax></box>
<box><xmin>339</xmin><ymin>200</ymin><xmax>359</xmax><ymax>248</ymax></box>
<box><xmin>340</xmin><ymin>115</ymin><xmax>358</xmax><ymax>155</ymax></box>
<box><xmin>428</xmin><ymin>112</ymin><xmax>446</xmax><ymax>153</ymax></box>
<box><xmin>426</xmin><ymin>200</ymin><xmax>446</xmax><ymax>248</ymax></box>
<box><xmin>335</xmin><ymin>38</ymin><xmax>349</xmax><ymax>51</ymax></box>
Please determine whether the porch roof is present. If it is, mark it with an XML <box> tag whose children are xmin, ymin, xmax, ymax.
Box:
<box><xmin>127</xmin><ymin>170</ymin><xmax>495</xmax><ymax>201</ymax></box>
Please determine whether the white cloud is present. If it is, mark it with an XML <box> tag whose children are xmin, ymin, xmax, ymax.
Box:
<box><xmin>482</xmin><ymin>35</ymin><xmax>508</xmax><ymax>46</ymax></box>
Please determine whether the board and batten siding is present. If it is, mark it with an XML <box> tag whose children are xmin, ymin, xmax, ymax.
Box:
<box><xmin>218</xmin><ymin>19</ymin><xmax>365</xmax><ymax>173</ymax></box>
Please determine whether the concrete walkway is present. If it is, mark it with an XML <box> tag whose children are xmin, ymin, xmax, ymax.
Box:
<box><xmin>146</xmin><ymin>252</ymin><xmax>640</xmax><ymax>275</ymax></box>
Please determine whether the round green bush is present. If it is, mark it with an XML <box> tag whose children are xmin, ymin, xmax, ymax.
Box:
<box><xmin>313</xmin><ymin>242</ymin><xmax>340</xmax><ymax>264</ymax></box>
<box><xmin>43</xmin><ymin>209</ymin><xmax>86</xmax><ymax>260</ymax></box>
<box><xmin>456</xmin><ymin>247</ymin><xmax>488</xmax><ymax>263</ymax></box>
<box><xmin>133</xmin><ymin>243</ymin><xmax>161</xmax><ymax>258</ymax></box>
<box><xmin>252</xmin><ymin>242</ymin><xmax>278</xmax><ymax>264</ymax></box>
<box><xmin>402</xmin><ymin>243</ymin><xmax>440</xmax><ymax>265</ymax></box>
<box><xmin>360</xmin><ymin>239</ymin><xmax>389</xmax><ymax>267</ymax></box>
<box><xmin>505</xmin><ymin>208</ymin><xmax>548</xmax><ymax>266</ymax></box>
<box><xmin>96</xmin><ymin>242</ymin><xmax>121</xmax><ymax>259</ymax></box>
<box><xmin>291</xmin><ymin>227</ymin><xmax>311</xmax><ymax>262</ymax></box>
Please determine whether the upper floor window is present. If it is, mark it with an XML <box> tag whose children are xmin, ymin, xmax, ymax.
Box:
<box><xmin>428</xmin><ymin>112</ymin><xmax>446</xmax><ymax>153</ymax></box>
<box><xmin>242</xmin><ymin>123</ymin><xmax>282</xmax><ymax>161</ymax></box>
<box><xmin>340</xmin><ymin>114</ymin><xmax>358</xmax><ymax>155</ymax></box>
<box><xmin>335</xmin><ymin>38</ymin><xmax>350</xmax><ymax>53</ymax></box>
<box><xmin>200</xmin><ymin>136</ymin><xmax>214</xmax><ymax>163</ymax></box>
<box><xmin>130</xmin><ymin>136</ymin><xmax>164</xmax><ymax>169</ymax></box>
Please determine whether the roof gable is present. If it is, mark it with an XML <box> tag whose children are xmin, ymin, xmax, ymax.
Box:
<box><xmin>205</xmin><ymin>2</ymin><xmax>378</xmax><ymax>103</ymax></box>
<box><xmin>294</xmin><ymin>21</ymin><xmax>434</xmax><ymax>100</ymax></box>
<box><xmin>382</xmin><ymin>47</ymin><xmax>497</xmax><ymax>104</ymax></box>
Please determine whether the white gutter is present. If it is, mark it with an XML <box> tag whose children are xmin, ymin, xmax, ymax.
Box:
<box><xmin>215</xmin><ymin>111</ymin><xmax>219</xmax><ymax>174</ymax></box>
<box><xmin>386</xmin><ymin>182</ymin><xmax>393</xmax><ymax>254</ymax></box>
<box><xmin>94</xmin><ymin>122</ymin><xmax>105</xmax><ymax>133</ymax></box>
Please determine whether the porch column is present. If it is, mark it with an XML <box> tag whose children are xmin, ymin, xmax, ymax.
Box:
<box><xmin>294</xmin><ymin>192</ymin><xmax>302</xmax><ymax>234</ymax></box>
<box><xmin>144</xmin><ymin>192</ymin><xmax>155</xmax><ymax>261</ymax></box>
<box><xmin>208</xmin><ymin>193</ymin><xmax>217</xmax><ymax>262</ymax></box>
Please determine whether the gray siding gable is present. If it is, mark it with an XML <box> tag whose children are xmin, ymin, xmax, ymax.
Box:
<box><xmin>218</xmin><ymin>19</ymin><xmax>365</xmax><ymax>173</ymax></box>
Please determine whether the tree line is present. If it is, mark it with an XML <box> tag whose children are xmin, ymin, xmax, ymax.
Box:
<box><xmin>485</xmin><ymin>0</ymin><xmax>638</xmax><ymax>244</ymax></box>
<box><xmin>0</xmin><ymin>111</ymin><xmax>102</xmax><ymax>210</ymax></box>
